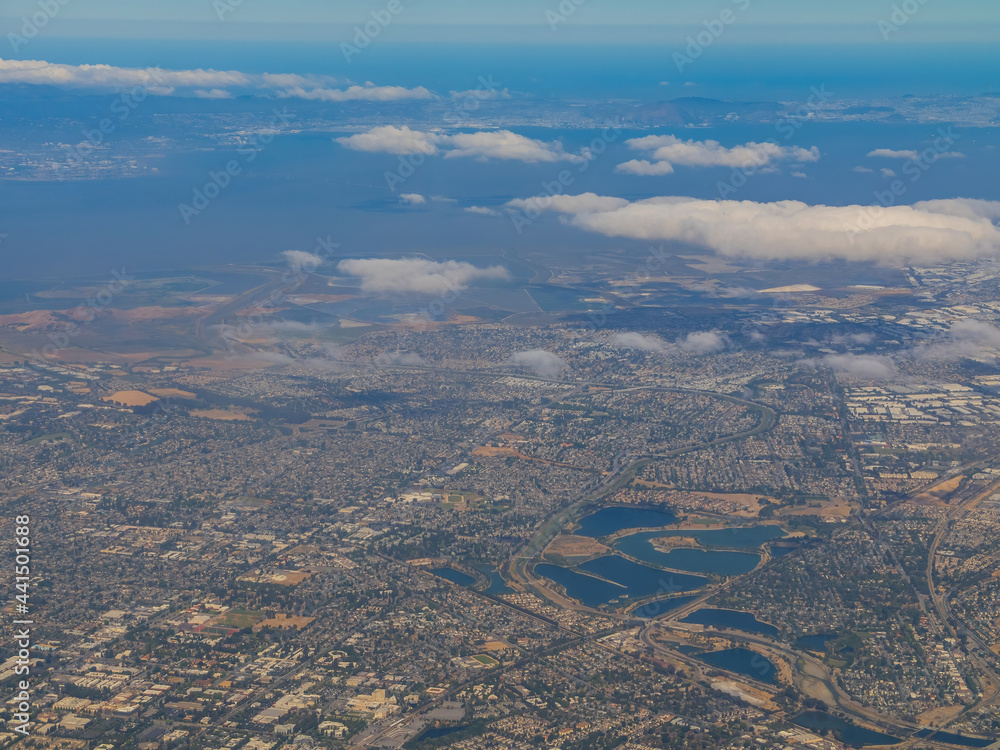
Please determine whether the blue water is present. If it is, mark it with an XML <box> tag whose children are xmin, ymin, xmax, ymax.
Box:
<box><xmin>795</xmin><ymin>634</ymin><xmax>836</xmax><ymax>652</ymax></box>
<box><xmin>535</xmin><ymin>563</ymin><xmax>630</xmax><ymax>607</ymax></box>
<box><xmin>621</xmin><ymin>542</ymin><xmax>760</xmax><ymax>576</ymax></box>
<box><xmin>536</xmin><ymin>555</ymin><xmax>707</xmax><ymax>607</ymax></box>
<box><xmin>431</xmin><ymin>567</ymin><xmax>476</xmax><ymax>587</ymax></box>
<box><xmin>793</xmin><ymin>712</ymin><xmax>901</xmax><ymax>747</ymax></box>
<box><xmin>574</xmin><ymin>507</ymin><xmax>678</xmax><ymax>538</ymax></box>
<box><xmin>474</xmin><ymin>564</ymin><xmax>515</xmax><ymax>595</ymax></box>
<box><xmin>913</xmin><ymin>729</ymin><xmax>993</xmax><ymax>748</ymax></box>
<box><xmin>21</xmin><ymin>41</ymin><xmax>1000</xmax><ymax>100</ymax></box>
<box><xmin>632</xmin><ymin>595</ymin><xmax>699</xmax><ymax>619</ymax></box>
<box><xmin>698</xmin><ymin>648</ymin><xmax>777</xmax><ymax>685</ymax></box>
<box><xmin>680</xmin><ymin>608</ymin><xmax>778</xmax><ymax>637</ymax></box>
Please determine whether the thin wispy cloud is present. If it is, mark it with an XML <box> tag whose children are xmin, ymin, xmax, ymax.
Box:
<box><xmin>0</xmin><ymin>57</ymin><xmax>433</xmax><ymax>101</ymax></box>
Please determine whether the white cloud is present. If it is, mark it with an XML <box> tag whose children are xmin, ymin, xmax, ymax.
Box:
<box><xmin>802</xmin><ymin>353</ymin><xmax>896</xmax><ymax>380</ymax></box>
<box><xmin>505</xmin><ymin>349</ymin><xmax>566</xmax><ymax>377</ymax></box>
<box><xmin>853</xmin><ymin>166</ymin><xmax>874</xmax><ymax>174</ymax></box>
<box><xmin>282</xmin><ymin>250</ymin><xmax>326</xmax><ymax>272</ymax></box>
<box><xmin>277</xmin><ymin>84</ymin><xmax>432</xmax><ymax>102</ymax></box>
<box><xmin>880</xmin><ymin>168</ymin><xmax>897</xmax><ymax>178</ymax></box>
<box><xmin>465</xmin><ymin>206</ymin><xmax>501</xmax><ymax>216</ymax></box>
<box><xmin>336</xmin><ymin>125</ymin><xmax>440</xmax><ymax>155</ymax></box>
<box><xmin>194</xmin><ymin>88</ymin><xmax>233</xmax><ymax>99</ymax></box>
<box><xmin>505</xmin><ymin>192</ymin><xmax>630</xmax><ymax>216</ymax></box>
<box><xmin>869</xmin><ymin>147</ymin><xmax>964</xmax><ymax>160</ymax></box>
<box><xmin>400</xmin><ymin>193</ymin><xmax>427</xmax><ymax>205</ymax></box>
<box><xmin>0</xmin><ymin>57</ymin><xmax>432</xmax><ymax>101</ymax></box>
<box><xmin>336</xmin><ymin>126</ymin><xmax>580</xmax><ymax>163</ymax></box>
<box><xmin>678</xmin><ymin>331</ymin><xmax>727</xmax><ymax>354</ymax></box>
<box><xmin>611</xmin><ymin>332</ymin><xmax>668</xmax><ymax>352</ymax></box>
<box><xmin>617</xmin><ymin>135</ymin><xmax>820</xmax><ymax>176</ymax></box>
<box><xmin>868</xmin><ymin>148</ymin><xmax>919</xmax><ymax>160</ymax></box>
<box><xmin>374</xmin><ymin>351</ymin><xmax>426</xmax><ymax>366</ymax></box>
<box><xmin>915</xmin><ymin>319</ymin><xmax>1000</xmax><ymax>361</ymax></box>
<box><xmin>912</xmin><ymin>198</ymin><xmax>1000</xmax><ymax>222</ymax></box>
<box><xmin>337</xmin><ymin>258</ymin><xmax>511</xmax><ymax>294</ymax></box>
<box><xmin>510</xmin><ymin>193</ymin><xmax>1000</xmax><ymax>264</ymax></box>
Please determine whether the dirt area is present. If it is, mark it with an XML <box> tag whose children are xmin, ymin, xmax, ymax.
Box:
<box><xmin>545</xmin><ymin>535</ymin><xmax>609</xmax><ymax>558</ymax></box>
<box><xmin>102</xmin><ymin>390</ymin><xmax>158</xmax><ymax>406</ymax></box>
<box><xmin>472</xmin><ymin>445</ymin><xmax>523</xmax><ymax>457</ymax></box>
<box><xmin>189</xmin><ymin>408</ymin><xmax>254</xmax><ymax>421</ymax></box>
<box><xmin>778</xmin><ymin>496</ymin><xmax>855</xmax><ymax>518</ymax></box>
<box><xmin>651</xmin><ymin>536</ymin><xmax>700</xmax><ymax>551</ymax></box>
<box><xmin>915</xmin><ymin>704</ymin><xmax>964</xmax><ymax>726</ymax></box>
<box><xmin>797</xmin><ymin>658</ymin><xmax>838</xmax><ymax>707</ymax></box>
<box><xmin>914</xmin><ymin>475</ymin><xmax>965</xmax><ymax>506</ymax></box>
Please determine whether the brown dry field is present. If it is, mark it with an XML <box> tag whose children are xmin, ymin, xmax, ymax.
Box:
<box><xmin>189</xmin><ymin>409</ymin><xmax>253</xmax><ymax>421</ymax></box>
<box><xmin>103</xmin><ymin>390</ymin><xmax>158</xmax><ymax>406</ymax></box>
<box><xmin>915</xmin><ymin>704</ymin><xmax>963</xmax><ymax>726</ymax></box>
<box><xmin>472</xmin><ymin>445</ymin><xmax>523</xmax><ymax>458</ymax></box>
<box><xmin>778</xmin><ymin>497</ymin><xmax>855</xmax><ymax>518</ymax></box>
<box><xmin>545</xmin><ymin>535</ymin><xmax>610</xmax><ymax>558</ymax></box>
<box><xmin>913</xmin><ymin>475</ymin><xmax>965</xmax><ymax>505</ymax></box>
<box><xmin>650</xmin><ymin>536</ymin><xmax>700</xmax><ymax>551</ymax></box>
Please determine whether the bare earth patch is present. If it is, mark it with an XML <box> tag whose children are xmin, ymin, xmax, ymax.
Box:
<box><xmin>545</xmin><ymin>535</ymin><xmax>609</xmax><ymax>558</ymax></box>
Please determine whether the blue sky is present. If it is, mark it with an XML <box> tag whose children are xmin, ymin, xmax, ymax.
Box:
<box><xmin>2</xmin><ymin>0</ymin><xmax>998</xmax><ymax>43</ymax></box>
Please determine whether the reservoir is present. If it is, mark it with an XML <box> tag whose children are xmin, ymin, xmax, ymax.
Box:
<box><xmin>697</xmin><ymin>648</ymin><xmax>778</xmax><ymax>684</ymax></box>
<box><xmin>614</xmin><ymin>531</ymin><xmax>761</xmax><ymax>575</ymax></box>
<box><xmin>536</xmin><ymin>556</ymin><xmax>707</xmax><ymax>607</ymax></box>
<box><xmin>793</xmin><ymin>711</ymin><xmax>901</xmax><ymax>746</ymax></box>
<box><xmin>431</xmin><ymin>567</ymin><xmax>476</xmax><ymax>587</ymax></box>
<box><xmin>680</xmin><ymin>608</ymin><xmax>779</xmax><ymax>637</ymax></box>
<box><xmin>575</xmin><ymin>506</ymin><xmax>677</xmax><ymax>538</ymax></box>
<box><xmin>474</xmin><ymin>564</ymin><xmax>515</xmax><ymax>595</ymax></box>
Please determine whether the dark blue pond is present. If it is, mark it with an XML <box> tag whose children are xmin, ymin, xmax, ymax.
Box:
<box><xmin>793</xmin><ymin>712</ymin><xmax>901</xmax><ymax>746</ymax></box>
<box><xmin>474</xmin><ymin>564</ymin><xmax>514</xmax><ymax>595</ymax></box>
<box><xmin>536</xmin><ymin>555</ymin><xmax>707</xmax><ymax>607</ymax></box>
<box><xmin>420</xmin><ymin>725</ymin><xmax>470</xmax><ymax>740</ymax></box>
<box><xmin>914</xmin><ymin>728</ymin><xmax>994</xmax><ymax>748</ymax></box>
<box><xmin>796</xmin><ymin>634</ymin><xmax>836</xmax><ymax>652</ymax></box>
<box><xmin>698</xmin><ymin>648</ymin><xmax>777</xmax><ymax>684</ymax></box>
<box><xmin>631</xmin><ymin>595</ymin><xmax>699</xmax><ymax>619</ymax></box>
<box><xmin>574</xmin><ymin>506</ymin><xmax>677</xmax><ymax>538</ymax></box>
<box><xmin>431</xmin><ymin>567</ymin><xmax>476</xmax><ymax>587</ymax></box>
<box><xmin>535</xmin><ymin>563</ymin><xmax>628</xmax><ymax>607</ymax></box>
<box><xmin>614</xmin><ymin>532</ymin><xmax>760</xmax><ymax>575</ymax></box>
<box><xmin>680</xmin><ymin>608</ymin><xmax>779</xmax><ymax>637</ymax></box>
